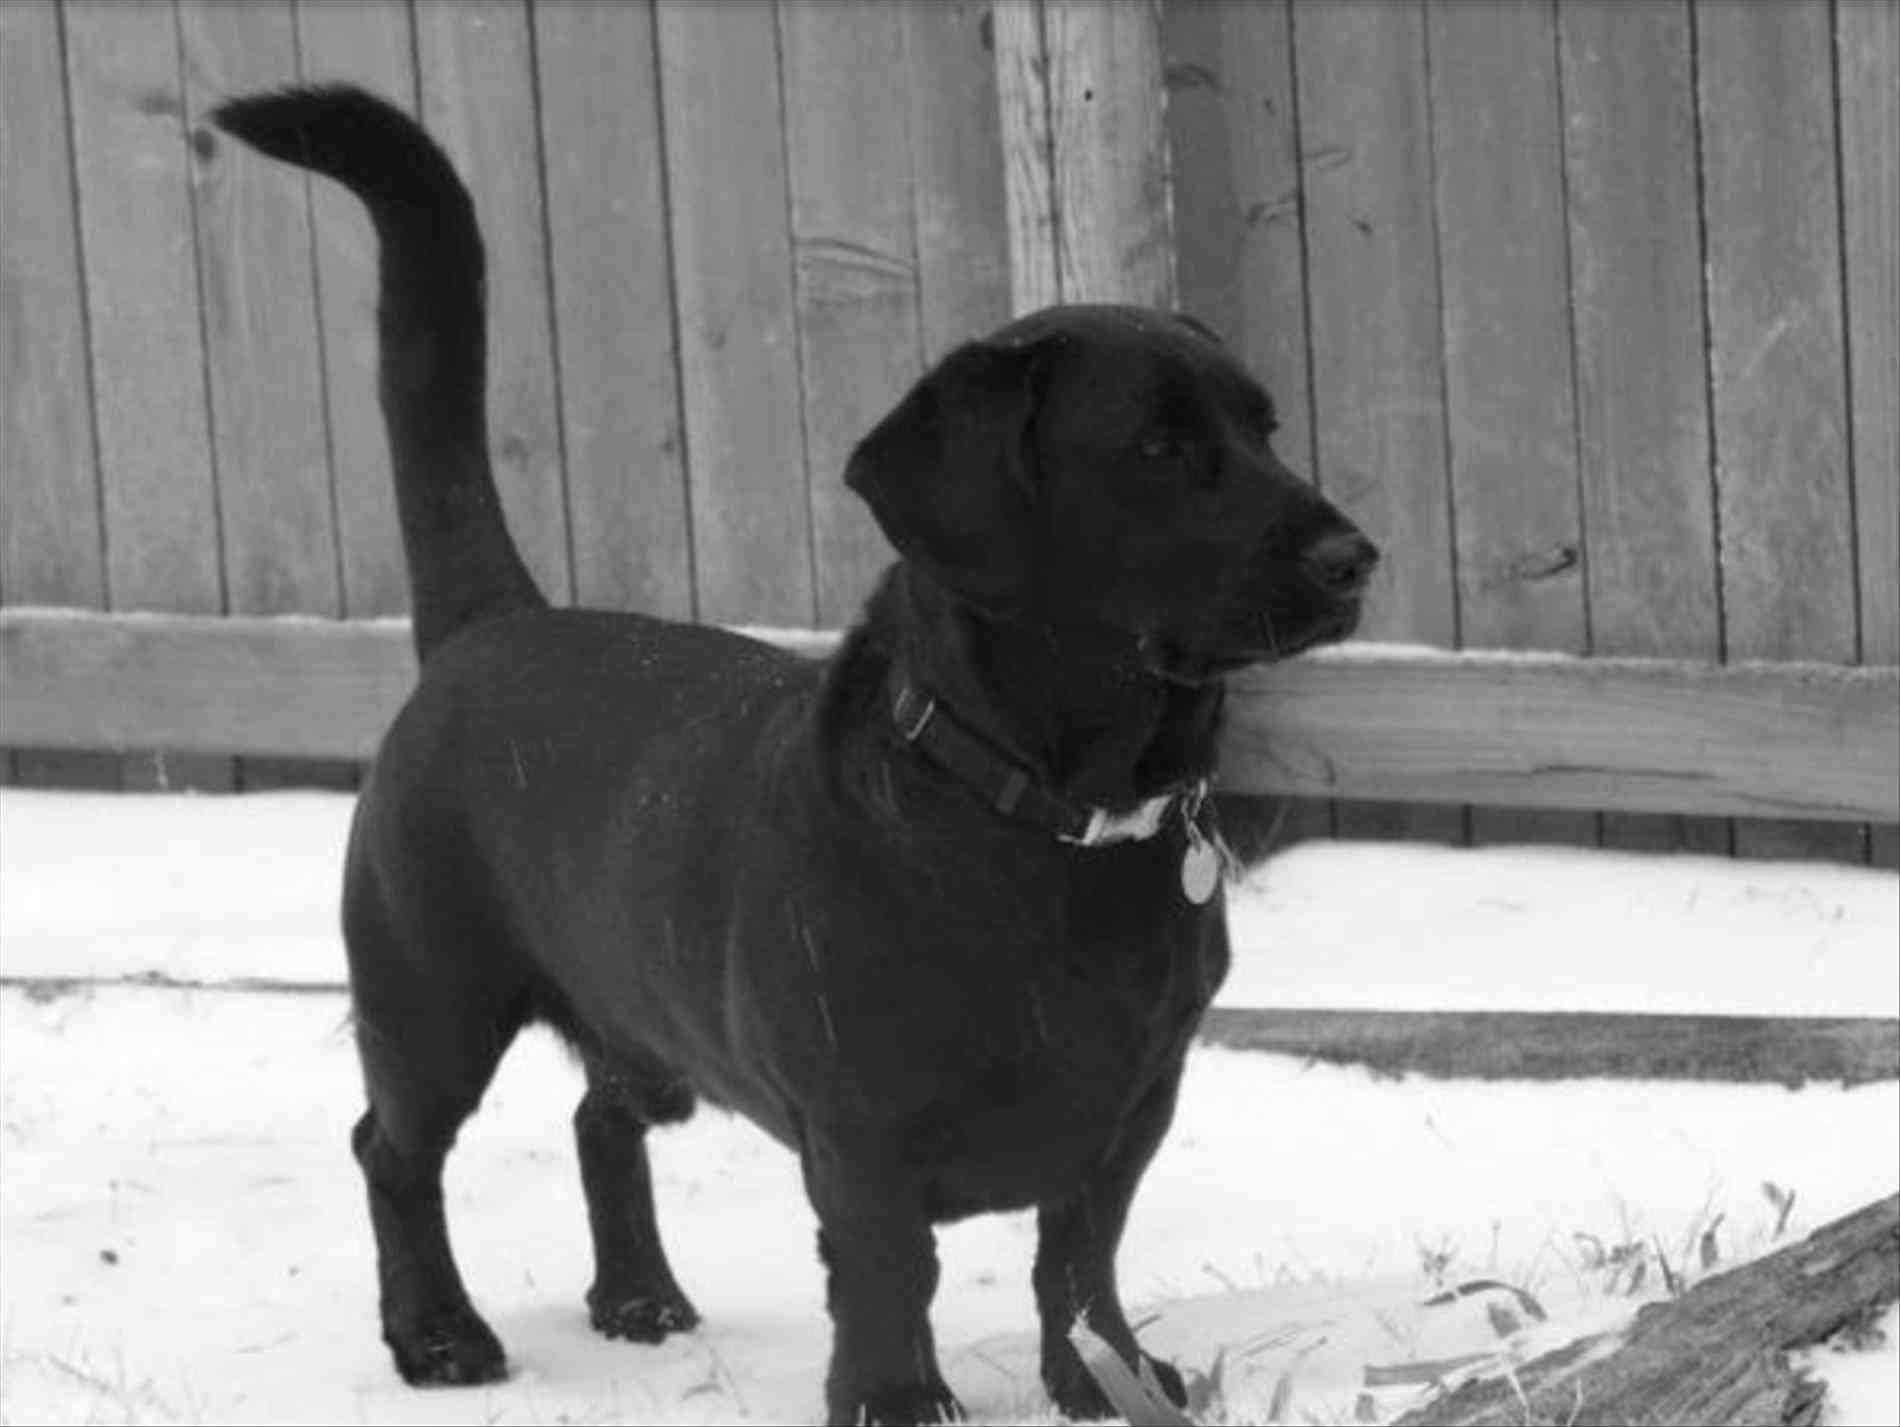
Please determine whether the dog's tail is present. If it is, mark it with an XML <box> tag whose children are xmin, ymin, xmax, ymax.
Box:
<box><xmin>212</xmin><ymin>84</ymin><xmax>545</xmax><ymax>661</ymax></box>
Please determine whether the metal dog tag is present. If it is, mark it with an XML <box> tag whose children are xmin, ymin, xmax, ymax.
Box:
<box><xmin>1180</xmin><ymin>828</ymin><xmax>1219</xmax><ymax>904</ymax></box>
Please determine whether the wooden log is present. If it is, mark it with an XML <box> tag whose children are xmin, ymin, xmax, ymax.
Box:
<box><xmin>2</xmin><ymin>609</ymin><xmax>1894</xmax><ymax>824</ymax></box>
<box><xmin>1393</xmin><ymin>1192</ymin><xmax>1900</xmax><ymax>1426</ymax></box>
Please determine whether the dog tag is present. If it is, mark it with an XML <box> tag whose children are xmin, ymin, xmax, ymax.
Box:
<box><xmin>1180</xmin><ymin>832</ymin><xmax>1220</xmax><ymax>905</ymax></box>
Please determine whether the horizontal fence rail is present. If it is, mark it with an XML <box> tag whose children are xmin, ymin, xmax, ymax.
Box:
<box><xmin>4</xmin><ymin>608</ymin><xmax>1894</xmax><ymax>823</ymax></box>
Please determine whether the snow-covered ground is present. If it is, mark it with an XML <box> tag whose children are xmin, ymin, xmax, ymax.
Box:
<box><xmin>1</xmin><ymin>788</ymin><xmax>1895</xmax><ymax>1425</ymax></box>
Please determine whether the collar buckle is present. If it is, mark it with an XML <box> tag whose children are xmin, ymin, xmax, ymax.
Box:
<box><xmin>892</xmin><ymin>685</ymin><xmax>938</xmax><ymax>743</ymax></box>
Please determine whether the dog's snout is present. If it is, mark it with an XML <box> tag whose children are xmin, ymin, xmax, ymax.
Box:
<box><xmin>1301</xmin><ymin>530</ymin><xmax>1379</xmax><ymax>595</ymax></box>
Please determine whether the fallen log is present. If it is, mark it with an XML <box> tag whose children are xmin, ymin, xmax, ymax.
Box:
<box><xmin>1393</xmin><ymin>1193</ymin><xmax>1898</xmax><ymax>1426</ymax></box>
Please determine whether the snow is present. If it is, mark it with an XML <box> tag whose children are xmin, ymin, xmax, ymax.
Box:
<box><xmin>2</xmin><ymin>788</ymin><xmax>1895</xmax><ymax>1425</ymax></box>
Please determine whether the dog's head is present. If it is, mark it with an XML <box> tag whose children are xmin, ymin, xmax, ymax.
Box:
<box><xmin>845</xmin><ymin>304</ymin><xmax>1376</xmax><ymax>683</ymax></box>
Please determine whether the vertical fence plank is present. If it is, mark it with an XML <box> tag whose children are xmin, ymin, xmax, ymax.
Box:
<box><xmin>1559</xmin><ymin>0</ymin><xmax>1727</xmax><ymax>856</ymax></box>
<box><xmin>0</xmin><ymin>0</ymin><xmax>118</xmax><ymax>789</ymax></box>
<box><xmin>1294</xmin><ymin>0</ymin><xmax>1462</xmax><ymax>846</ymax></box>
<box><xmin>654</xmin><ymin>0</ymin><xmax>812</xmax><ymax>626</ymax></box>
<box><xmin>1697</xmin><ymin>0</ymin><xmax>1860</xmax><ymax>863</ymax></box>
<box><xmin>780</xmin><ymin>0</ymin><xmax>925</xmax><ymax>626</ymax></box>
<box><xmin>64</xmin><ymin>0</ymin><xmax>231</xmax><ymax>792</ymax></box>
<box><xmin>180</xmin><ymin>0</ymin><xmax>351</xmax><ymax>791</ymax></box>
<box><xmin>1428</xmin><ymin>0</ymin><xmax>1593</xmax><ymax>849</ymax></box>
<box><xmin>414</xmin><ymin>0</ymin><xmax>572</xmax><ymax>605</ymax></box>
<box><xmin>180</xmin><ymin>0</ymin><xmax>334</xmax><ymax>619</ymax></box>
<box><xmin>901</xmin><ymin>0</ymin><xmax>1012</xmax><ymax>362</ymax></box>
<box><xmin>1164</xmin><ymin>0</ymin><xmax>1331</xmax><ymax>848</ymax></box>
<box><xmin>533</xmin><ymin>0</ymin><xmax>692</xmax><ymax>620</ymax></box>
<box><xmin>1043</xmin><ymin>0</ymin><xmax>1173</xmax><ymax>306</ymax></box>
<box><xmin>1838</xmin><ymin>0</ymin><xmax>1899</xmax><ymax>871</ymax></box>
<box><xmin>994</xmin><ymin>0</ymin><xmax>1059</xmax><ymax>316</ymax></box>
<box><xmin>1165</xmin><ymin>0</ymin><xmax>1312</xmax><ymax>475</ymax></box>
<box><xmin>294</xmin><ymin>0</ymin><xmax>417</xmax><ymax>624</ymax></box>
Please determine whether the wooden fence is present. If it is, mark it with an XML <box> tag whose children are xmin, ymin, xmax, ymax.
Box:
<box><xmin>2</xmin><ymin>0</ymin><xmax>1895</xmax><ymax>862</ymax></box>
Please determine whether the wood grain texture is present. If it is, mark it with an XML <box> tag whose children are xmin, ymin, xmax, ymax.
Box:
<box><xmin>1558</xmin><ymin>0</ymin><xmax>1727</xmax><ymax>856</ymax></box>
<box><xmin>1220</xmin><ymin>647</ymin><xmax>1899</xmax><ymax>822</ymax></box>
<box><xmin>1428</xmin><ymin>0</ymin><xmax>1592</xmax><ymax>849</ymax></box>
<box><xmin>1394</xmin><ymin>1193</ymin><xmax>1899</xmax><ymax>1427</ymax></box>
<box><xmin>1697</xmin><ymin>0</ymin><xmax>1860</xmax><ymax>863</ymax></box>
<box><xmin>1043</xmin><ymin>0</ymin><xmax>1173</xmax><ymax>306</ymax></box>
<box><xmin>0</xmin><ymin>0</ymin><xmax>117</xmax><ymax>790</ymax></box>
<box><xmin>7</xmin><ymin>610</ymin><xmax>1893</xmax><ymax>825</ymax></box>
<box><xmin>1164</xmin><ymin>0</ymin><xmax>1311</xmax><ymax>474</ymax></box>
<box><xmin>654</xmin><ymin>0</ymin><xmax>813</xmax><ymax>625</ymax></box>
<box><xmin>532</xmin><ymin>0</ymin><xmax>693</xmax><ymax>619</ymax></box>
<box><xmin>900</xmin><ymin>0</ymin><xmax>1013</xmax><ymax>361</ymax></box>
<box><xmin>292</xmin><ymin>0</ymin><xmax>418</xmax><ymax>620</ymax></box>
<box><xmin>415</xmin><ymin>0</ymin><xmax>573</xmax><ymax>604</ymax></box>
<box><xmin>1163</xmin><ymin>0</ymin><xmax>1331</xmax><ymax>846</ymax></box>
<box><xmin>63</xmin><ymin>0</ymin><xmax>230</xmax><ymax>792</ymax></box>
<box><xmin>1837</xmin><ymin>0</ymin><xmax>1900</xmax><ymax>870</ymax></box>
<box><xmin>180</xmin><ymin>0</ymin><xmax>348</xmax><ymax>792</ymax></box>
<box><xmin>993</xmin><ymin>0</ymin><xmax>1059</xmax><ymax>315</ymax></box>
<box><xmin>1293</xmin><ymin>0</ymin><xmax>1462</xmax><ymax>846</ymax></box>
<box><xmin>1</xmin><ymin>610</ymin><xmax>414</xmax><ymax>761</ymax></box>
<box><xmin>779</xmin><ymin>0</ymin><xmax>924</xmax><ymax>625</ymax></box>
<box><xmin>179</xmin><ymin>0</ymin><xmax>336</xmax><ymax>618</ymax></box>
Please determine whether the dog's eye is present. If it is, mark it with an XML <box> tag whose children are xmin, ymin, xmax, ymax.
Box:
<box><xmin>1137</xmin><ymin>435</ymin><xmax>1183</xmax><ymax>463</ymax></box>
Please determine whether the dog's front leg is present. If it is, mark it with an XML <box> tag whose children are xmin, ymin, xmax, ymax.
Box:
<box><xmin>803</xmin><ymin>1146</ymin><xmax>960</xmax><ymax>1426</ymax></box>
<box><xmin>1034</xmin><ymin>1067</ymin><xmax>1190</xmax><ymax>1421</ymax></box>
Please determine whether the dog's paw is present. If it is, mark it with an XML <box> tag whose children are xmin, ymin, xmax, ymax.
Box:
<box><xmin>1044</xmin><ymin>1349</ymin><xmax>1186</xmax><ymax>1422</ymax></box>
<box><xmin>588</xmin><ymin>1289</ymin><xmax>700</xmax><ymax>1344</ymax></box>
<box><xmin>386</xmin><ymin>1304</ymin><xmax>508</xmax><ymax>1387</ymax></box>
<box><xmin>829</xmin><ymin>1380</ymin><xmax>963</xmax><ymax>1427</ymax></box>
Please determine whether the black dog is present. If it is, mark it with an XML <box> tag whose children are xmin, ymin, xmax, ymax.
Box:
<box><xmin>213</xmin><ymin>85</ymin><xmax>1375</xmax><ymax>1426</ymax></box>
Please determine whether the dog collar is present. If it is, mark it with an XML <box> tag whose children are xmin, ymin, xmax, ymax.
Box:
<box><xmin>889</xmin><ymin>678</ymin><xmax>1200</xmax><ymax>848</ymax></box>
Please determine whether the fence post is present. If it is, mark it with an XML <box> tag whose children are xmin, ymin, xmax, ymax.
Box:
<box><xmin>993</xmin><ymin>0</ymin><xmax>1174</xmax><ymax>313</ymax></box>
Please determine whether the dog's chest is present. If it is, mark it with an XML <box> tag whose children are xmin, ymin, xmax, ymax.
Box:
<box><xmin>780</xmin><ymin>838</ymin><xmax>1227</xmax><ymax>1212</ymax></box>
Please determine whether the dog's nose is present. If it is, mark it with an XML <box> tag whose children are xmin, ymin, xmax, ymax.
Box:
<box><xmin>1301</xmin><ymin>530</ymin><xmax>1379</xmax><ymax>595</ymax></box>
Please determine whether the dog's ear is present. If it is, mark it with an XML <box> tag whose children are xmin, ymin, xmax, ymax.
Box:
<box><xmin>845</xmin><ymin>337</ymin><xmax>1050</xmax><ymax>615</ymax></box>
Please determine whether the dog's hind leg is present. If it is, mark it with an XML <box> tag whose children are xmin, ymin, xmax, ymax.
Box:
<box><xmin>573</xmin><ymin>1046</ymin><xmax>701</xmax><ymax>1343</ymax></box>
<box><xmin>345</xmin><ymin>882</ymin><xmax>524</xmax><ymax>1387</ymax></box>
